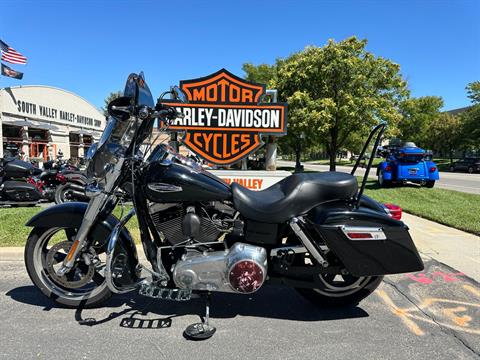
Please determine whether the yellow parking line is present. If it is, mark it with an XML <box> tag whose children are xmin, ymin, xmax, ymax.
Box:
<box><xmin>463</xmin><ymin>285</ymin><xmax>480</xmax><ymax>298</ymax></box>
<box><xmin>376</xmin><ymin>290</ymin><xmax>424</xmax><ymax>336</ymax></box>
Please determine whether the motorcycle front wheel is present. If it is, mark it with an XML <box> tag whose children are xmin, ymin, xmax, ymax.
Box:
<box><xmin>25</xmin><ymin>226</ymin><xmax>112</xmax><ymax>308</ymax></box>
<box><xmin>296</xmin><ymin>274</ymin><xmax>383</xmax><ymax>307</ymax></box>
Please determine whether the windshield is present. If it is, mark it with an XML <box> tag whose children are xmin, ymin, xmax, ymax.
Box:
<box><xmin>397</xmin><ymin>154</ymin><xmax>424</xmax><ymax>163</ymax></box>
<box><xmin>87</xmin><ymin>72</ymin><xmax>154</xmax><ymax>180</ymax></box>
<box><xmin>124</xmin><ymin>72</ymin><xmax>154</xmax><ymax>108</ymax></box>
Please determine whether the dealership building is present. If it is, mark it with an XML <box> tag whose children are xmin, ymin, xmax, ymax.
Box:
<box><xmin>0</xmin><ymin>85</ymin><xmax>105</xmax><ymax>162</ymax></box>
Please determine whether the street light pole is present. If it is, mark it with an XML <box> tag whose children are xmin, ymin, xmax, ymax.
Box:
<box><xmin>295</xmin><ymin>132</ymin><xmax>305</xmax><ymax>173</ymax></box>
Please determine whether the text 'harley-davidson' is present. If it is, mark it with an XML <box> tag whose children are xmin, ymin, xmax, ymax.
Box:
<box><xmin>24</xmin><ymin>73</ymin><xmax>423</xmax><ymax>339</ymax></box>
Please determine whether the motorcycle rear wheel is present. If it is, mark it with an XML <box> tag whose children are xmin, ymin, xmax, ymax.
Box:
<box><xmin>296</xmin><ymin>274</ymin><xmax>383</xmax><ymax>307</ymax></box>
<box><xmin>25</xmin><ymin>226</ymin><xmax>112</xmax><ymax>308</ymax></box>
<box><xmin>54</xmin><ymin>184</ymin><xmax>74</xmax><ymax>204</ymax></box>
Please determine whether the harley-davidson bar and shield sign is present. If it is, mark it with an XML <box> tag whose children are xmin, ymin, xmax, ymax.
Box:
<box><xmin>167</xmin><ymin>69</ymin><xmax>287</xmax><ymax>165</ymax></box>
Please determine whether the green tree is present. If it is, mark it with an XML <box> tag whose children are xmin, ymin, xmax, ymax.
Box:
<box><xmin>101</xmin><ymin>90</ymin><xmax>123</xmax><ymax>117</ymax></box>
<box><xmin>242</xmin><ymin>63</ymin><xmax>276</xmax><ymax>86</ymax></box>
<box><xmin>271</xmin><ymin>37</ymin><xmax>408</xmax><ymax>170</ymax></box>
<box><xmin>461</xmin><ymin>81</ymin><xmax>480</xmax><ymax>151</ymax></box>
<box><xmin>428</xmin><ymin>112</ymin><xmax>462</xmax><ymax>162</ymax></box>
<box><xmin>398</xmin><ymin>96</ymin><xmax>444</xmax><ymax>146</ymax></box>
<box><xmin>466</xmin><ymin>81</ymin><xmax>480</xmax><ymax>104</ymax></box>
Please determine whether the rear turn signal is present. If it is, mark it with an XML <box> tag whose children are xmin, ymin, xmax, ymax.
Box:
<box><xmin>385</xmin><ymin>165</ymin><xmax>392</xmax><ymax>171</ymax></box>
<box><xmin>384</xmin><ymin>203</ymin><xmax>402</xmax><ymax>220</ymax></box>
<box><xmin>429</xmin><ymin>166</ymin><xmax>437</xmax><ymax>172</ymax></box>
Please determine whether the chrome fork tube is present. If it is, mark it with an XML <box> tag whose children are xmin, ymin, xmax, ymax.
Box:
<box><xmin>56</xmin><ymin>193</ymin><xmax>110</xmax><ymax>276</ymax></box>
<box><xmin>56</xmin><ymin>159</ymin><xmax>125</xmax><ymax>276</ymax></box>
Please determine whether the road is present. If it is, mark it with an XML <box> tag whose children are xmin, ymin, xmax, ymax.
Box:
<box><xmin>0</xmin><ymin>258</ymin><xmax>479</xmax><ymax>360</ymax></box>
<box><xmin>278</xmin><ymin>161</ymin><xmax>480</xmax><ymax>195</ymax></box>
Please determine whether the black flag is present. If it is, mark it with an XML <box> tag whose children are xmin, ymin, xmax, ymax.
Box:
<box><xmin>1</xmin><ymin>63</ymin><xmax>23</xmax><ymax>79</ymax></box>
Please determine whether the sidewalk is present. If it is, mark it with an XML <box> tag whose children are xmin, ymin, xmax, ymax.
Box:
<box><xmin>1</xmin><ymin>213</ymin><xmax>478</xmax><ymax>282</ymax></box>
<box><xmin>402</xmin><ymin>213</ymin><xmax>480</xmax><ymax>282</ymax></box>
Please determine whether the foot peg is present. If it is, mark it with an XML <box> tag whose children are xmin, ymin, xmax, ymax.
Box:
<box><xmin>138</xmin><ymin>281</ymin><xmax>191</xmax><ymax>301</ymax></box>
<box><xmin>184</xmin><ymin>292</ymin><xmax>216</xmax><ymax>340</ymax></box>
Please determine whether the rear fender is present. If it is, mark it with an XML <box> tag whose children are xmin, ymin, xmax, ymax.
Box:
<box><xmin>378</xmin><ymin>162</ymin><xmax>393</xmax><ymax>179</ymax></box>
<box><xmin>26</xmin><ymin>202</ymin><xmax>138</xmax><ymax>269</ymax></box>
<box><xmin>310</xmin><ymin>202</ymin><xmax>423</xmax><ymax>276</ymax></box>
<box><xmin>426</xmin><ymin>161</ymin><xmax>440</xmax><ymax>180</ymax></box>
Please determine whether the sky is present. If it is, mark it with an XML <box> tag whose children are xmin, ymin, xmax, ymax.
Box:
<box><xmin>1</xmin><ymin>0</ymin><xmax>479</xmax><ymax>111</ymax></box>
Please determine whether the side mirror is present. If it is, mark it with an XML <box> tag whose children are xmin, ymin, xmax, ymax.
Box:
<box><xmin>171</xmin><ymin>86</ymin><xmax>188</xmax><ymax>103</ymax></box>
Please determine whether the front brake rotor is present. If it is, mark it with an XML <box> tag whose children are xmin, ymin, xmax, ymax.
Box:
<box><xmin>46</xmin><ymin>241</ymin><xmax>94</xmax><ymax>289</ymax></box>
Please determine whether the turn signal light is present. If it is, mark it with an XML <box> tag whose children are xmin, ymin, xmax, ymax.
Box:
<box><xmin>385</xmin><ymin>165</ymin><xmax>392</xmax><ymax>171</ymax></box>
<box><xmin>429</xmin><ymin>166</ymin><xmax>437</xmax><ymax>172</ymax></box>
<box><xmin>384</xmin><ymin>203</ymin><xmax>402</xmax><ymax>220</ymax></box>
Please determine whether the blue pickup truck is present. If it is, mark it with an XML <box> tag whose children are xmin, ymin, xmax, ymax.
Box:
<box><xmin>377</xmin><ymin>142</ymin><xmax>439</xmax><ymax>188</ymax></box>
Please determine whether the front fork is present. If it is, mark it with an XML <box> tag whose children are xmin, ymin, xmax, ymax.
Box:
<box><xmin>56</xmin><ymin>159</ymin><xmax>125</xmax><ymax>276</ymax></box>
<box><xmin>56</xmin><ymin>192</ymin><xmax>111</xmax><ymax>276</ymax></box>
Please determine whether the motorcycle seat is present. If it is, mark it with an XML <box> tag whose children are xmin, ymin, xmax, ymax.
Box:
<box><xmin>231</xmin><ymin>172</ymin><xmax>358</xmax><ymax>223</ymax></box>
<box><xmin>40</xmin><ymin>170</ymin><xmax>57</xmax><ymax>179</ymax></box>
<box><xmin>62</xmin><ymin>170</ymin><xmax>85</xmax><ymax>175</ymax></box>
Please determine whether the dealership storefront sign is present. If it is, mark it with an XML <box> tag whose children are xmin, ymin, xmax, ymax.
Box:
<box><xmin>167</xmin><ymin>69</ymin><xmax>287</xmax><ymax>165</ymax></box>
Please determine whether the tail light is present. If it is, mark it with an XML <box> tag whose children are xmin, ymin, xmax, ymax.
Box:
<box><xmin>385</xmin><ymin>165</ymin><xmax>392</xmax><ymax>171</ymax></box>
<box><xmin>384</xmin><ymin>203</ymin><xmax>402</xmax><ymax>220</ymax></box>
<box><xmin>429</xmin><ymin>166</ymin><xmax>437</xmax><ymax>172</ymax></box>
<box><xmin>56</xmin><ymin>173</ymin><xmax>66</xmax><ymax>183</ymax></box>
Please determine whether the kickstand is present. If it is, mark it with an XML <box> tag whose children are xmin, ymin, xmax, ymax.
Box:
<box><xmin>184</xmin><ymin>292</ymin><xmax>216</xmax><ymax>340</ymax></box>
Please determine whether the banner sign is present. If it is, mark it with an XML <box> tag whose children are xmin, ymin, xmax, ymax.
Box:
<box><xmin>1</xmin><ymin>63</ymin><xmax>23</xmax><ymax>79</ymax></box>
<box><xmin>166</xmin><ymin>69</ymin><xmax>287</xmax><ymax>165</ymax></box>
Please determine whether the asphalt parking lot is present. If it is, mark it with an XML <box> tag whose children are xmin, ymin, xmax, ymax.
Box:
<box><xmin>0</xmin><ymin>257</ymin><xmax>478</xmax><ymax>360</ymax></box>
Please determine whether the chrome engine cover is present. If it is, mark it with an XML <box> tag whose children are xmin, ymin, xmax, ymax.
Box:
<box><xmin>172</xmin><ymin>243</ymin><xmax>267</xmax><ymax>294</ymax></box>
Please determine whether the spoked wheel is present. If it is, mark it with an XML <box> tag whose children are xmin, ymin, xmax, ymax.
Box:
<box><xmin>25</xmin><ymin>226</ymin><xmax>111</xmax><ymax>308</ymax></box>
<box><xmin>296</xmin><ymin>273</ymin><xmax>383</xmax><ymax>307</ymax></box>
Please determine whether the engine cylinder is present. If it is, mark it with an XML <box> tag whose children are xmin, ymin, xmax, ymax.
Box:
<box><xmin>173</xmin><ymin>243</ymin><xmax>267</xmax><ymax>294</ymax></box>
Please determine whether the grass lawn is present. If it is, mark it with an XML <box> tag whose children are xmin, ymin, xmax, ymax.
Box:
<box><xmin>0</xmin><ymin>179</ymin><xmax>478</xmax><ymax>247</ymax></box>
<box><xmin>0</xmin><ymin>205</ymin><xmax>141</xmax><ymax>247</ymax></box>
<box><xmin>362</xmin><ymin>179</ymin><xmax>480</xmax><ymax>235</ymax></box>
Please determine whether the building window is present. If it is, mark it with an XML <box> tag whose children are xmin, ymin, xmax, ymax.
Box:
<box><xmin>69</xmin><ymin>133</ymin><xmax>80</xmax><ymax>159</ymax></box>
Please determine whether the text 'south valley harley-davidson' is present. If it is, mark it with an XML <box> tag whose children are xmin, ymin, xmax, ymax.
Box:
<box><xmin>24</xmin><ymin>73</ymin><xmax>423</xmax><ymax>340</ymax></box>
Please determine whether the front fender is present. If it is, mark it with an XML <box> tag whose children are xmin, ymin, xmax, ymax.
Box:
<box><xmin>26</xmin><ymin>202</ymin><xmax>90</xmax><ymax>227</ymax></box>
<box><xmin>26</xmin><ymin>202</ymin><xmax>138</xmax><ymax>267</ymax></box>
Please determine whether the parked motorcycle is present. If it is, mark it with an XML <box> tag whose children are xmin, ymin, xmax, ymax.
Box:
<box><xmin>54</xmin><ymin>170</ymin><xmax>90</xmax><ymax>204</ymax></box>
<box><xmin>0</xmin><ymin>158</ymin><xmax>42</xmax><ymax>205</ymax></box>
<box><xmin>24</xmin><ymin>73</ymin><xmax>423</xmax><ymax>339</ymax></box>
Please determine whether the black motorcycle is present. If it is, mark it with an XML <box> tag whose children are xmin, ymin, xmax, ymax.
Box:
<box><xmin>24</xmin><ymin>73</ymin><xmax>423</xmax><ymax>339</ymax></box>
<box><xmin>54</xmin><ymin>170</ymin><xmax>89</xmax><ymax>204</ymax></box>
<box><xmin>0</xmin><ymin>158</ymin><xmax>42</xmax><ymax>205</ymax></box>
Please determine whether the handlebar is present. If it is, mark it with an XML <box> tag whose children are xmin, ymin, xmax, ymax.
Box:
<box><xmin>138</xmin><ymin>104</ymin><xmax>184</xmax><ymax>126</ymax></box>
<box><xmin>111</xmin><ymin>103</ymin><xmax>183</xmax><ymax>122</ymax></box>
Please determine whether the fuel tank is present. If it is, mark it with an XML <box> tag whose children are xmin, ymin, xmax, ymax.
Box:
<box><xmin>142</xmin><ymin>161</ymin><xmax>231</xmax><ymax>203</ymax></box>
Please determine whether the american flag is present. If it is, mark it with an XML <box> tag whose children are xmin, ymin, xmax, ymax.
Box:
<box><xmin>0</xmin><ymin>40</ymin><xmax>27</xmax><ymax>65</ymax></box>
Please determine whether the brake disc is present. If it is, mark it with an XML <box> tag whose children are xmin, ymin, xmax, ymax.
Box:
<box><xmin>46</xmin><ymin>241</ymin><xmax>95</xmax><ymax>289</ymax></box>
